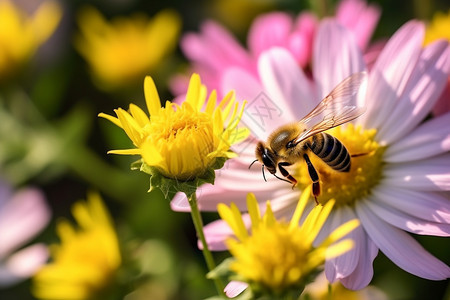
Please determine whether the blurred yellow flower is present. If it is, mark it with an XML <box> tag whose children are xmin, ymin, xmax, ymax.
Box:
<box><xmin>0</xmin><ymin>0</ymin><xmax>61</xmax><ymax>80</ymax></box>
<box><xmin>302</xmin><ymin>271</ymin><xmax>387</xmax><ymax>300</ymax></box>
<box><xmin>218</xmin><ymin>189</ymin><xmax>359</xmax><ymax>297</ymax></box>
<box><xmin>424</xmin><ymin>10</ymin><xmax>450</xmax><ymax>45</ymax></box>
<box><xmin>99</xmin><ymin>73</ymin><xmax>248</xmax><ymax>182</ymax></box>
<box><xmin>32</xmin><ymin>192</ymin><xmax>121</xmax><ymax>300</ymax></box>
<box><xmin>75</xmin><ymin>7</ymin><xmax>181</xmax><ymax>91</ymax></box>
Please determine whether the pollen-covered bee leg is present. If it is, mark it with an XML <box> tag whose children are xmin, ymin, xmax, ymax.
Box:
<box><xmin>303</xmin><ymin>154</ymin><xmax>320</xmax><ymax>204</ymax></box>
<box><xmin>278</xmin><ymin>163</ymin><xmax>297</xmax><ymax>187</ymax></box>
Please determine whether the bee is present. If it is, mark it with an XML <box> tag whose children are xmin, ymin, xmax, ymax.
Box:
<box><xmin>251</xmin><ymin>72</ymin><xmax>367</xmax><ymax>203</ymax></box>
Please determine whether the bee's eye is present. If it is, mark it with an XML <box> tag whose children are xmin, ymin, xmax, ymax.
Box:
<box><xmin>286</xmin><ymin>140</ymin><xmax>295</xmax><ymax>149</ymax></box>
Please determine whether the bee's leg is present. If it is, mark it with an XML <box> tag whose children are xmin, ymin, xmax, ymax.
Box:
<box><xmin>351</xmin><ymin>150</ymin><xmax>375</xmax><ymax>157</ymax></box>
<box><xmin>303</xmin><ymin>154</ymin><xmax>320</xmax><ymax>205</ymax></box>
<box><xmin>278</xmin><ymin>162</ymin><xmax>297</xmax><ymax>187</ymax></box>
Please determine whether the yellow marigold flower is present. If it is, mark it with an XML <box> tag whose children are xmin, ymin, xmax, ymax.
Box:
<box><xmin>75</xmin><ymin>6</ymin><xmax>180</xmax><ymax>91</ymax></box>
<box><xmin>0</xmin><ymin>0</ymin><xmax>61</xmax><ymax>80</ymax></box>
<box><xmin>424</xmin><ymin>9</ymin><xmax>450</xmax><ymax>45</ymax></box>
<box><xmin>99</xmin><ymin>73</ymin><xmax>248</xmax><ymax>195</ymax></box>
<box><xmin>218</xmin><ymin>188</ymin><xmax>359</xmax><ymax>298</ymax></box>
<box><xmin>32</xmin><ymin>192</ymin><xmax>121</xmax><ymax>300</ymax></box>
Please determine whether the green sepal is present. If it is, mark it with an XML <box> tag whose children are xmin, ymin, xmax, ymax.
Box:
<box><xmin>207</xmin><ymin>257</ymin><xmax>235</xmax><ymax>281</ymax></box>
<box><xmin>130</xmin><ymin>157</ymin><xmax>227</xmax><ymax>200</ymax></box>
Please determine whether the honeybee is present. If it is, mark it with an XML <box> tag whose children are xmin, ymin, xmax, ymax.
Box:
<box><xmin>251</xmin><ymin>72</ymin><xmax>367</xmax><ymax>203</ymax></box>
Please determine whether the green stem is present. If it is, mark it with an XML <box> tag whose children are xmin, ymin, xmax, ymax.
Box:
<box><xmin>187</xmin><ymin>193</ymin><xmax>224</xmax><ymax>296</ymax></box>
<box><xmin>327</xmin><ymin>283</ymin><xmax>332</xmax><ymax>300</ymax></box>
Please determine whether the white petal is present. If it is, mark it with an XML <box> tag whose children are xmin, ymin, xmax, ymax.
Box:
<box><xmin>0</xmin><ymin>243</ymin><xmax>48</xmax><ymax>287</ymax></box>
<box><xmin>385</xmin><ymin>112</ymin><xmax>450</xmax><ymax>162</ymax></box>
<box><xmin>357</xmin><ymin>198</ymin><xmax>450</xmax><ymax>280</ymax></box>
<box><xmin>313</xmin><ymin>19</ymin><xmax>365</xmax><ymax>99</ymax></box>
<box><xmin>339</xmin><ymin>214</ymin><xmax>378</xmax><ymax>290</ymax></box>
<box><xmin>324</xmin><ymin>206</ymin><xmax>360</xmax><ymax>281</ymax></box>
<box><xmin>371</xmin><ymin>186</ymin><xmax>450</xmax><ymax>223</ymax></box>
<box><xmin>258</xmin><ymin>47</ymin><xmax>316</xmax><ymax>121</ymax></box>
<box><xmin>224</xmin><ymin>281</ymin><xmax>248</xmax><ymax>298</ymax></box>
<box><xmin>361</xmin><ymin>21</ymin><xmax>424</xmax><ymax>129</ymax></box>
<box><xmin>382</xmin><ymin>154</ymin><xmax>450</xmax><ymax>191</ymax></box>
<box><xmin>221</xmin><ymin>68</ymin><xmax>274</xmax><ymax>140</ymax></box>
<box><xmin>377</xmin><ymin>41</ymin><xmax>450</xmax><ymax>143</ymax></box>
<box><xmin>366</xmin><ymin>192</ymin><xmax>450</xmax><ymax>236</ymax></box>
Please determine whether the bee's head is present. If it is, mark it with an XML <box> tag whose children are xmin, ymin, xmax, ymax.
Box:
<box><xmin>254</xmin><ymin>141</ymin><xmax>277</xmax><ymax>174</ymax></box>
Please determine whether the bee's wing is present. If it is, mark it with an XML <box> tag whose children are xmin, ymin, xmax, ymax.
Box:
<box><xmin>294</xmin><ymin>72</ymin><xmax>367</xmax><ymax>144</ymax></box>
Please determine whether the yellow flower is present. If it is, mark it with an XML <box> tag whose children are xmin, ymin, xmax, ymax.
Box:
<box><xmin>75</xmin><ymin>6</ymin><xmax>180</xmax><ymax>91</ymax></box>
<box><xmin>218</xmin><ymin>188</ymin><xmax>359</xmax><ymax>297</ymax></box>
<box><xmin>302</xmin><ymin>271</ymin><xmax>387</xmax><ymax>300</ymax></box>
<box><xmin>0</xmin><ymin>0</ymin><xmax>61</xmax><ymax>80</ymax></box>
<box><xmin>99</xmin><ymin>73</ymin><xmax>248</xmax><ymax>183</ymax></box>
<box><xmin>424</xmin><ymin>10</ymin><xmax>450</xmax><ymax>45</ymax></box>
<box><xmin>32</xmin><ymin>192</ymin><xmax>121</xmax><ymax>300</ymax></box>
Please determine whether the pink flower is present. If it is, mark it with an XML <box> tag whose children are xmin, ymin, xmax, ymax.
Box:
<box><xmin>0</xmin><ymin>181</ymin><xmax>50</xmax><ymax>287</ymax></box>
<box><xmin>172</xmin><ymin>0</ymin><xmax>380</xmax><ymax>97</ymax></box>
<box><xmin>172</xmin><ymin>19</ymin><xmax>450</xmax><ymax>290</ymax></box>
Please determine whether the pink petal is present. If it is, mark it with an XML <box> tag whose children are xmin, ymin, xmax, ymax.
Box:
<box><xmin>258</xmin><ymin>48</ymin><xmax>316</xmax><ymax>121</ymax></box>
<box><xmin>361</xmin><ymin>21</ymin><xmax>425</xmax><ymax>129</ymax></box>
<box><xmin>339</xmin><ymin>220</ymin><xmax>378</xmax><ymax>290</ymax></box>
<box><xmin>366</xmin><ymin>191</ymin><xmax>450</xmax><ymax>236</ymax></box>
<box><xmin>336</xmin><ymin>0</ymin><xmax>381</xmax><ymax>50</ymax></box>
<box><xmin>313</xmin><ymin>19</ymin><xmax>365</xmax><ymax>100</ymax></box>
<box><xmin>0</xmin><ymin>243</ymin><xmax>48</xmax><ymax>287</ymax></box>
<box><xmin>385</xmin><ymin>112</ymin><xmax>450</xmax><ymax>162</ymax></box>
<box><xmin>357</xmin><ymin>198</ymin><xmax>450</xmax><ymax>280</ymax></box>
<box><xmin>323</xmin><ymin>207</ymin><xmax>359</xmax><ymax>281</ymax></box>
<box><xmin>382</xmin><ymin>154</ymin><xmax>450</xmax><ymax>191</ymax></box>
<box><xmin>224</xmin><ymin>281</ymin><xmax>248</xmax><ymax>298</ymax></box>
<box><xmin>371</xmin><ymin>186</ymin><xmax>450</xmax><ymax>224</ymax></box>
<box><xmin>202</xmin><ymin>213</ymin><xmax>253</xmax><ymax>251</ymax></box>
<box><xmin>221</xmin><ymin>68</ymin><xmax>277</xmax><ymax>140</ymax></box>
<box><xmin>290</xmin><ymin>12</ymin><xmax>317</xmax><ymax>66</ymax></box>
<box><xmin>377</xmin><ymin>40</ymin><xmax>450</xmax><ymax>144</ymax></box>
<box><xmin>182</xmin><ymin>21</ymin><xmax>251</xmax><ymax>73</ymax></box>
<box><xmin>248</xmin><ymin>12</ymin><xmax>293</xmax><ymax>58</ymax></box>
<box><xmin>0</xmin><ymin>189</ymin><xmax>50</xmax><ymax>258</ymax></box>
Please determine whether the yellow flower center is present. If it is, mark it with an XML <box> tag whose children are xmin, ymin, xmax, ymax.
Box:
<box><xmin>229</xmin><ymin>222</ymin><xmax>310</xmax><ymax>293</ymax></box>
<box><xmin>143</xmin><ymin>102</ymin><xmax>217</xmax><ymax>180</ymax></box>
<box><xmin>295</xmin><ymin>124</ymin><xmax>385</xmax><ymax>206</ymax></box>
<box><xmin>424</xmin><ymin>10</ymin><xmax>450</xmax><ymax>45</ymax></box>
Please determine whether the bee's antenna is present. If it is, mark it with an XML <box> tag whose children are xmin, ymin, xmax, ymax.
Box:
<box><xmin>249</xmin><ymin>159</ymin><xmax>258</xmax><ymax>169</ymax></box>
<box><xmin>261</xmin><ymin>165</ymin><xmax>267</xmax><ymax>182</ymax></box>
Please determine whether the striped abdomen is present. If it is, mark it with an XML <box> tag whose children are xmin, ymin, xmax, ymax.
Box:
<box><xmin>307</xmin><ymin>132</ymin><xmax>351</xmax><ymax>172</ymax></box>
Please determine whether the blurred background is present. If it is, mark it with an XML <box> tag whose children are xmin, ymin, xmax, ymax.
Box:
<box><xmin>0</xmin><ymin>0</ymin><xmax>448</xmax><ymax>299</ymax></box>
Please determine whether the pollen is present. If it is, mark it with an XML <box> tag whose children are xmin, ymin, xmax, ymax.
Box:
<box><xmin>295</xmin><ymin>124</ymin><xmax>385</xmax><ymax>206</ymax></box>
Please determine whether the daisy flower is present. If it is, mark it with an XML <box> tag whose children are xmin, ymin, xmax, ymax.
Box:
<box><xmin>217</xmin><ymin>190</ymin><xmax>359</xmax><ymax>298</ymax></box>
<box><xmin>171</xmin><ymin>0</ymin><xmax>380</xmax><ymax>97</ymax></box>
<box><xmin>172</xmin><ymin>19</ymin><xmax>450</xmax><ymax>289</ymax></box>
